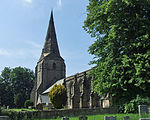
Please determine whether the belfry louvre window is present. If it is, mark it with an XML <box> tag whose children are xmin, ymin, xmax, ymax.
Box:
<box><xmin>53</xmin><ymin>63</ymin><xmax>56</xmax><ymax>70</ymax></box>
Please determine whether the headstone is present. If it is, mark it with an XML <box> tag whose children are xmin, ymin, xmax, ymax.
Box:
<box><xmin>62</xmin><ymin>117</ymin><xmax>69</xmax><ymax>120</ymax></box>
<box><xmin>123</xmin><ymin>116</ymin><xmax>130</xmax><ymax>120</ymax></box>
<box><xmin>79</xmin><ymin>115</ymin><xmax>88</xmax><ymax>120</ymax></box>
<box><xmin>28</xmin><ymin>106</ymin><xmax>32</xmax><ymax>109</ymax></box>
<box><xmin>138</xmin><ymin>105</ymin><xmax>148</xmax><ymax>118</ymax></box>
<box><xmin>102</xmin><ymin>100</ymin><xmax>110</xmax><ymax>108</ymax></box>
<box><xmin>46</xmin><ymin>102</ymin><xmax>48</xmax><ymax>106</ymax></box>
<box><xmin>104</xmin><ymin>116</ymin><xmax>117</xmax><ymax>120</ymax></box>
<box><xmin>0</xmin><ymin>116</ymin><xmax>9</xmax><ymax>120</ymax></box>
<box><xmin>139</xmin><ymin>118</ymin><xmax>150</xmax><ymax>120</ymax></box>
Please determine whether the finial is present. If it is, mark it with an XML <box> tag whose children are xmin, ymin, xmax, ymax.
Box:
<box><xmin>51</xmin><ymin>9</ymin><xmax>53</xmax><ymax>14</ymax></box>
<box><xmin>50</xmin><ymin>9</ymin><xmax>54</xmax><ymax>21</ymax></box>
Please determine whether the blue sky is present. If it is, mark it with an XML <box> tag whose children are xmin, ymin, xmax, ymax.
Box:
<box><xmin>0</xmin><ymin>0</ymin><xmax>94</xmax><ymax>76</ymax></box>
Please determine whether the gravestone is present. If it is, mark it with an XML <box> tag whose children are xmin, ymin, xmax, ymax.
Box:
<box><xmin>139</xmin><ymin>118</ymin><xmax>150</xmax><ymax>120</ymax></box>
<box><xmin>104</xmin><ymin>116</ymin><xmax>117</xmax><ymax>120</ymax></box>
<box><xmin>138</xmin><ymin>105</ymin><xmax>148</xmax><ymax>118</ymax></box>
<box><xmin>62</xmin><ymin>117</ymin><xmax>69</xmax><ymax>120</ymax></box>
<box><xmin>123</xmin><ymin>116</ymin><xmax>130</xmax><ymax>120</ymax></box>
<box><xmin>0</xmin><ymin>116</ymin><xmax>9</xmax><ymax>120</ymax></box>
<box><xmin>79</xmin><ymin>115</ymin><xmax>88</xmax><ymax>120</ymax></box>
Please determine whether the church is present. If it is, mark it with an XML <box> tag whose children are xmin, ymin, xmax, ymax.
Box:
<box><xmin>30</xmin><ymin>11</ymin><xmax>110</xmax><ymax>109</ymax></box>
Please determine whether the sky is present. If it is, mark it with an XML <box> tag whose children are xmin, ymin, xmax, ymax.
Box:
<box><xmin>0</xmin><ymin>0</ymin><xmax>94</xmax><ymax>76</ymax></box>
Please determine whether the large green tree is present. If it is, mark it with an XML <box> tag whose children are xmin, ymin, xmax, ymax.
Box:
<box><xmin>0</xmin><ymin>67</ymin><xmax>14</xmax><ymax>107</ymax></box>
<box><xmin>0</xmin><ymin>67</ymin><xmax>34</xmax><ymax>108</ymax></box>
<box><xmin>84</xmin><ymin>0</ymin><xmax>150</xmax><ymax>106</ymax></box>
<box><xmin>10</xmin><ymin>67</ymin><xmax>34</xmax><ymax>100</ymax></box>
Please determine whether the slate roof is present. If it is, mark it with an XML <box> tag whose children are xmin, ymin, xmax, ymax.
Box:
<box><xmin>42</xmin><ymin>78</ymin><xmax>65</xmax><ymax>95</ymax></box>
<box><xmin>37</xmin><ymin>94</ymin><xmax>50</xmax><ymax>105</ymax></box>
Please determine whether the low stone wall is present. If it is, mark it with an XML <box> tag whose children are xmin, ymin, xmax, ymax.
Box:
<box><xmin>0</xmin><ymin>116</ymin><xmax>9</xmax><ymax>120</ymax></box>
<box><xmin>31</xmin><ymin>107</ymin><xmax>117</xmax><ymax>119</ymax></box>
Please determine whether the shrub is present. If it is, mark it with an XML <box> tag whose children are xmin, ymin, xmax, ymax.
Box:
<box><xmin>0</xmin><ymin>106</ymin><xmax>1</xmax><ymax>115</ymax></box>
<box><xmin>49</xmin><ymin>84</ymin><xmax>67</xmax><ymax>109</ymax></box>
<box><xmin>0</xmin><ymin>109</ymin><xmax>35</xmax><ymax>120</ymax></box>
<box><xmin>124</xmin><ymin>95</ymin><xmax>150</xmax><ymax>113</ymax></box>
<box><xmin>24</xmin><ymin>100</ymin><xmax>34</xmax><ymax>108</ymax></box>
<box><xmin>14</xmin><ymin>93</ymin><xmax>24</xmax><ymax>108</ymax></box>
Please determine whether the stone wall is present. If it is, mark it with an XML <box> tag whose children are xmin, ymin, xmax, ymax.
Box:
<box><xmin>65</xmin><ymin>70</ymin><xmax>110</xmax><ymax>109</ymax></box>
<box><xmin>28</xmin><ymin>107</ymin><xmax>117</xmax><ymax>119</ymax></box>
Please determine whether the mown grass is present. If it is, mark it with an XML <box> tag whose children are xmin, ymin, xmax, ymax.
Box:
<box><xmin>34</xmin><ymin>113</ymin><xmax>150</xmax><ymax>120</ymax></box>
<box><xmin>4</xmin><ymin>109</ymin><xmax>150</xmax><ymax>120</ymax></box>
<box><xmin>9</xmin><ymin>108</ymin><xmax>36</xmax><ymax>112</ymax></box>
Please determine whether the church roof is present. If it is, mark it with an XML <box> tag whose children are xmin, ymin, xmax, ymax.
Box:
<box><xmin>39</xmin><ymin>10</ymin><xmax>60</xmax><ymax>61</ymax></box>
<box><xmin>37</xmin><ymin>94</ymin><xmax>50</xmax><ymax>105</ymax></box>
<box><xmin>42</xmin><ymin>78</ymin><xmax>65</xmax><ymax>95</ymax></box>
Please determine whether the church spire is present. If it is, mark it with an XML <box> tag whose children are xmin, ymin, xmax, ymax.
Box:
<box><xmin>41</xmin><ymin>10</ymin><xmax>60</xmax><ymax>58</ymax></box>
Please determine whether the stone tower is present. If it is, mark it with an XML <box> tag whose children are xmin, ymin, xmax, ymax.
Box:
<box><xmin>31</xmin><ymin>11</ymin><xmax>66</xmax><ymax>106</ymax></box>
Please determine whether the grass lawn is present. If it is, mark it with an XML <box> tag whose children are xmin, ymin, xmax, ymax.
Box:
<box><xmin>8</xmin><ymin>108</ymin><xmax>36</xmax><ymax>112</ymax></box>
<box><xmin>4</xmin><ymin>109</ymin><xmax>150</xmax><ymax>120</ymax></box>
<box><xmin>34</xmin><ymin>113</ymin><xmax>150</xmax><ymax>120</ymax></box>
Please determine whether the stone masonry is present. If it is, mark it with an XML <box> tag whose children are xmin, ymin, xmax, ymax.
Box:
<box><xmin>65</xmin><ymin>70</ymin><xmax>109</xmax><ymax>109</ymax></box>
<box><xmin>30</xmin><ymin>11</ymin><xmax>66</xmax><ymax>106</ymax></box>
<box><xmin>30</xmin><ymin>10</ymin><xmax>110</xmax><ymax>109</ymax></box>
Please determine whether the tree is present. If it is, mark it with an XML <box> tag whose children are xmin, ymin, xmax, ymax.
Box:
<box><xmin>0</xmin><ymin>67</ymin><xmax>35</xmax><ymax>108</ymax></box>
<box><xmin>10</xmin><ymin>67</ymin><xmax>35</xmax><ymax>101</ymax></box>
<box><xmin>0</xmin><ymin>67</ymin><xmax>14</xmax><ymax>107</ymax></box>
<box><xmin>0</xmin><ymin>67</ymin><xmax>11</xmax><ymax>84</ymax></box>
<box><xmin>24</xmin><ymin>100</ymin><xmax>33</xmax><ymax>108</ymax></box>
<box><xmin>83</xmin><ymin>0</ymin><xmax>150</xmax><ymax>109</ymax></box>
<box><xmin>14</xmin><ymin>93</ymin><xmax>24</xmax><ymax>108</ymax></box>
<box><xmin>49</xmin><ymin>84</ymin><xmax>67</xmax><ymax>109</ymax></box>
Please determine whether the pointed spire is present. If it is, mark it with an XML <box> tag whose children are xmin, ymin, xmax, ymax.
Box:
<box><xmin>41</xmin><ymin>10</ymin><xmax>60</xmax><ymax>58</ymax></box>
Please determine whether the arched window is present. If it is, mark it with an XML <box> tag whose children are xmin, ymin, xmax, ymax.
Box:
<box><xmin>53</xmin><ymin>63</ymin><xmax>56</xmax><ymax>70</ymax></box>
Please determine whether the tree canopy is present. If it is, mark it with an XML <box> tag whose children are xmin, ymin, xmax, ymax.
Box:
<box><xmin>49</xmin><ymin>84</ymin><xmax>67</xmax><ymax>109</ymax></box>
<box><xmin>0</xmin><ymin>67</ymin><xmax>34</xmax><ymax>108</ymax></box>
<box><xmin>84</xmin><ymin>0</ymin><xmax>150</xmax><ymax>107</ymax></box>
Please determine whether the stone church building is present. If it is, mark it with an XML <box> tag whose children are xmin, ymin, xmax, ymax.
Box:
<box><xmin>30</xmin><ymin>11</ymin><xmax>110</xmax><ymax>109</ymax></box>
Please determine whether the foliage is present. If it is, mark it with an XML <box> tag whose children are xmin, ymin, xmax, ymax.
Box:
<box><xmin>123</xmin><ymin>95</ymin><xmax>150</xmax><ymax>113</ymax></box>
<box><xmin>9</xmin><ymin>108</ymin><xmax>36</xmax><ymax>112</ymax></box>
<box><xmin>0</xmin><ymin>67</ymin><xmax>35</xmax><ymax>108</ymax></box>
<box><xmin>24</xmin><ymin>100</ymin><xmax>34</xmax><ymax>108</ymax></box>
<box><xmin>11</xmin><ymin>67</ymin><xmax>35</xmax><ymax>100</ymax></box>
<box><xmin>14</xmin><ymin>93</ymin><xmax>24</xmax><ymax>108</ymax></box>
<box><xmin>49</xmin><ymin>84</ymin><xmax>67</xmax><ymax>109</ymax></box>
<box><xmin>1</xmin><ymin>109</ymin><xmax>35</xmax><ymax>120</ymax></box>
<box><xmin>0</xmin><ymin>67</ymin><xmax>14</xmax><ymax>107</ymax></box>
<box><xmin>84</xmin><ymin>0</ymin><xmax>150</xmax><ymax>112</ymax></box>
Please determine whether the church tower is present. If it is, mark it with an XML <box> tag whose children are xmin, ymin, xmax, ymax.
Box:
<box><xmin>31</xmin><ymin>11</ymin><xmax>66</xmax><ymax>106</ymax></box>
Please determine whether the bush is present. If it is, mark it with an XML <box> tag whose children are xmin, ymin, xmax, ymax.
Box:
<box><xmin>124</xmin><ymin>95</ymin><xmax>150</xmax><ymax>113</ymax></box>
<box><xmin>49</xmin><ymin>84</ymin><xmax>67</xmax><ymax>109</ymax></box>
<box><xmin>24</xmin><ymin>100</ymin><xmax>33</xmax><ymax>108</ymax></box>
<box><xmin>14</xmin><ymin>93</ymin><xmax>25</xmax><ymax>108</ymax></box>
<box><xmin>0</xmin><ymin>106</ymin><xmax>1</xmax><ymax>115</ymax></box>
<box><xmin>0</xmin><ymin>110</ymin><xmax>35</xmax><ymax>120</ymax></box>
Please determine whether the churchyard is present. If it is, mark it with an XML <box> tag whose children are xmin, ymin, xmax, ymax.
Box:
<box><xmin>1</xmin><ymin>0</ymin><xmax>150</xmax><ymax>120</ymax></box>
<box><xmin>33</xmin><ymin>113</ymin><xmax>150</xmax><ymax>120</ymax></box>
<box><xmin>1</xmin><ymin>105</ymin><xmax>150</xmax><ymax>120</ymax></box>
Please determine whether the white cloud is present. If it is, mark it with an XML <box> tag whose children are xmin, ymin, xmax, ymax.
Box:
<box><xmin>25</xmin><ymin>41</ymin><xmax>41</xmax><ymax>48</ymax></box>
<box><xmin>57</xmin><ymin>0</ymin><xmax>62</xmax><ymax>7</ymax></box>
<box><xmin>54</xmin><ymin>0</ymin><xmax>62</xmax><ymax>10</ymax></box>
<box><xmin>24</xmin><ymin>0</ymin><xmax>33</xmax><ymax>3</ymax></box>
<box><xmin>0</xmin><ymin>49</ymin><xmax>26</xmax><ymax>57</ymax></box>
<box><xmin>0</xmin><ymin>49</ymin><xmax>10</xmax><ymax>56</ymax></box>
